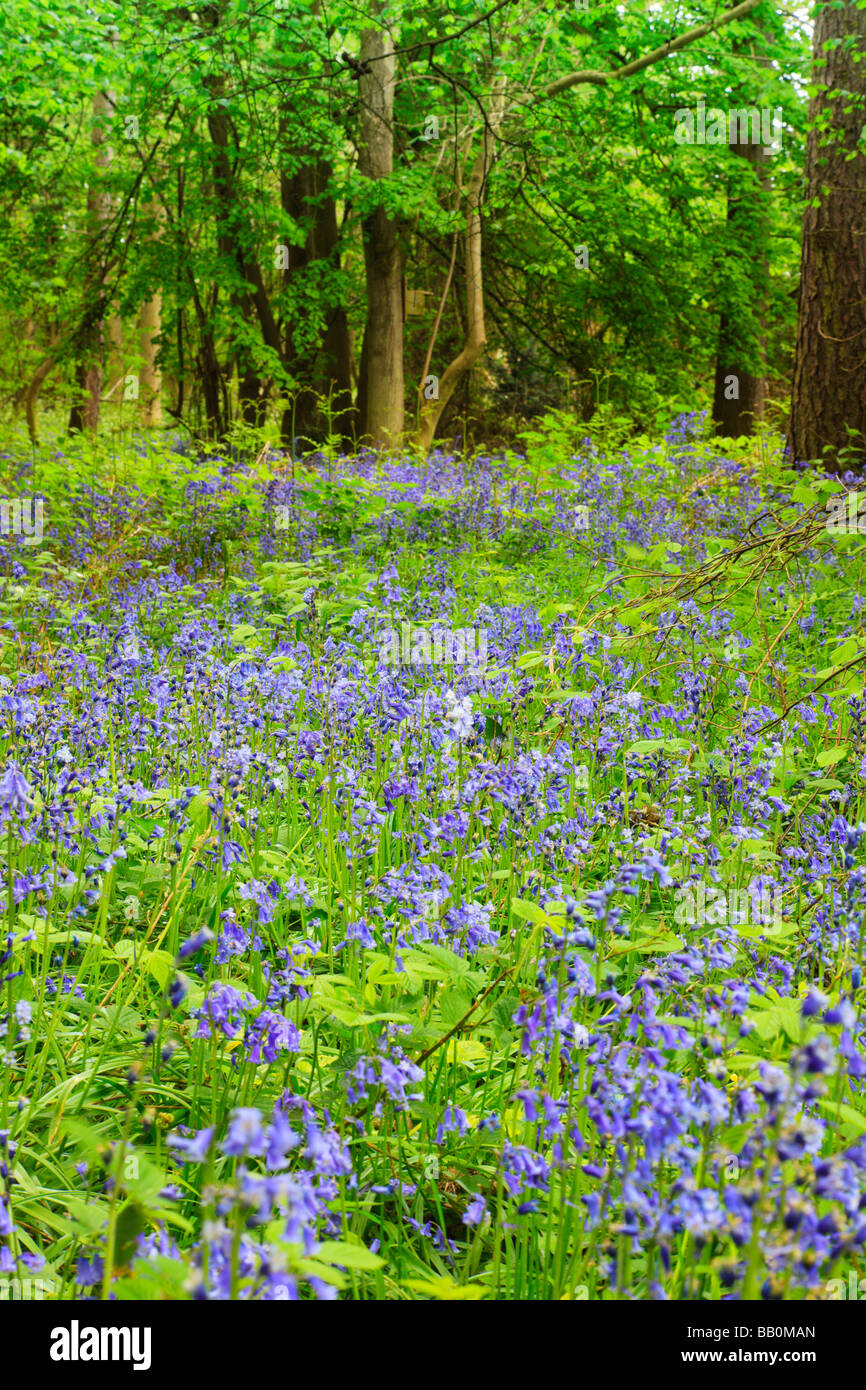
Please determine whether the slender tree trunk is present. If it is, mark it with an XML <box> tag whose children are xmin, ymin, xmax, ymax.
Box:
<box><xmin>140</xmin><ymin>293</ymin><xmax>163</xmax><ymax>427</ymax></box>
<box><xmin>357</xmin><ymin>25</ymin><xmax>403</xmax><ymax>447</ymax></box>
<box><xmin>69</xmin><ymin>86</ymin><xmax>113</xmax><ymax>433</ymax></box>
<box><xmin>205</xmin><ymin>83</ymin><xmax>281</xmax><ymax>429</ymax></box>
<box><xmin>280</xmin><ymin>158</ymin><xmax>318</xmax><ymax>443</ymax></box>
<box><xmin>320</xmin><ymin>302</ymin><xmax>355</xmax><ymax>444</ymax></box>
<box><xmin>280</xmin><ymin>157</ymin><xmax>355</xmax><ymax>446</ymax></box>
<box><xmin>415</xmin><ymin>80</ymin><xmax>506</xmax><ymax>451</ymax></box>
<box><xmin>203</xmin><ymin>4</ymin><xmax>282</xmax><ymax>432</ymax></box>
<box><xmin>187</xmin><ymin>276</ymin><xmax>224</xmax><ymax>439</ymax></box>
<box><xmin>206</xmin><ymin>76</ymin><xmax>260</xmax><ymax>428</ymax></box>
<box><xmin>788</xmin><ymin>1</ymin><xmax>866</xmax><ymax>469</ymax></box>
<box><xmin>13</xmin><ymin>319</ymin><xmax>37</xmax><ymax>415</ymax></box>
<box><xmin>713</xmin><ymin>133</ymin><xmax>769</xmax><ymax>436</ymax></box>
<box><xmin>23</xmin><ymin>333</ymin><xmax>60</xmax><ymax>445</ymax></box>
<box><xmin>106</xmin><ymin>313</ymin><xmax>124</xmax><ymax>390</ymax></box>
<box><xmin>138</xmin><ymin>200</ymin><xmax>164</xmax><ymax>426</ymax></box>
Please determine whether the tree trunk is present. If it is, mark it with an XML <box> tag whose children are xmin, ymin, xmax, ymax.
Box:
<box><xmin>203</xmin><ymin>7</ymin><xmax>282</xmax><ymax>432</ymax></box>
<box><xmin>140</xmin><ymin>290</ymin><xmax>163</xmax><ymax>427</ymax></box>
<box><xmin>357</xmin><ymin>25</ymin><xmax>403</xmax><ymax>447</ymax></box>
<box><xmin>69</xmin><ymin>85</ymin><xmax>113</xmax><ymax>433</ymax></box>
<box><xmin>280</xmin><ymin>158</ymin><xmax>355</xmax><ymax>447</ymax></box>
<box><xmin>206</xmin><ymin>78</ymin><xmax>261</xmax><ymax>429</ymax></box>
<box><xmin>712</xmin><ymin>32</ymin><xmax>772</xmax><ymax>439</ymax></box>
<box><xmin>106</xmin><ymin>313</ymin><xmax>124</xmax><ymax>390</ymax></box>
<box><xmin>713</xmin><ymin>134</ymin><xmax>769</xmax><ymax>436</ymax></box>
<box><xmin>139</xmin><ymin>200</ymin><xmax>164</xmax><ymax>427</ymax></box>
<box><xmin>788</xmin><ymin>1</ymin><xmax>866</xmax><ymax>469</ymax></box>
<box><xmin>415</xmin><ymin>80</ymin><xmax>506</xmax><ymax>452</ymax></box>
<box><xmin>197</xmin><ymin>326</ymin><xmax>225</xmax><ymax>438</ymax></box>
<box><xmin>23</xmin><ymin>336</ymin><xmax>60</xmax><ymax>445</ymax></box>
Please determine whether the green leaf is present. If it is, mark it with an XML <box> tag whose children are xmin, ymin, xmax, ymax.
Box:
<box><xmin>438</xmin><ymin>987</ymin><xmax>472</xmax><ymax>1028</ymax></box>
<box><xmin>315</xmin><ymin>1240</ymin><xmax>384</xmax><ymax>1270</ymax></box>
<box><xmin>113</xmin><ymin>1200</ymin><xmax>148</xmax><ymax>1269</ymax></box>
<box><xmin>510</xmin><ymin>897</ymin><xmax>560</xmax><ymax>926</ymax></box>
<box><xmin>403</xmin><ymin>1276</ymin><xmax>487</xmax><ymax>1300</ymax></box>
<box><xmin>816</xmin><ymin>745</ymin><xmax>850</xmax><ymax>769</ymax></box>
<box><xmin>816</xmin><ymin>1098</ymin><xmax>866</xmax><ymax>1135</ymax></box>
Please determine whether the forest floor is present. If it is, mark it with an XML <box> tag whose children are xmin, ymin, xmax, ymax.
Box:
<box><xmin>0</xmin><ymin>413</ymin><xmax>864</xmax><ymax>1301</ymax></box>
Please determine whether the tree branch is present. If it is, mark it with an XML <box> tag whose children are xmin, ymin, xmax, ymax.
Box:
<box><xmin>542</xmin><ymin>0</ymin><xmax>765</xmax><ymax>100</ymax></box>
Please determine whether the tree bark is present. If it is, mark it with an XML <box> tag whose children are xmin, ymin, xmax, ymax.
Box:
<box><xmin>203</xmin><ymin>2</ymin><xmax>282</xmax><ymax>432</ymax></box>
<box><xmin>23</xmin><ymin>337</ymin><xmax>59</xmax><ymax>445</ymax></box>
<box><xmin>415</xmin><ymin>80</ymin><xmax>506</xmax><ymax>451</ymax></box>
<box><xmin>106</xmin><ymin>312</ymin><xmax>124</xmax><ymax>390</ymax></box>
<box><xmin>280</xmin><ymin>157</ymin><xmax>355</xmax><ymax>447</ymax></box>
<box><xmin>543</xmin><ymin>0</ymin><xmax>765</xmax><ymax>99</ymax></box>
<box><xmin>69</xmin><ymin>85</ymin><xmax>113</xmax><ymax>433</ymax></box>
<box><xmin>713</xmin><ymin>67</ymin><xmax>770</xmax><ymax>437</ymax></box>
<box><xmin>357</xmin><ymin>25</ymin><xmax>403</xmax><ymax>447</ymax></box>
<box><xmin>138</xmin><ymin>200</ymin><xmax>164</xmax><ymax>427</ymax></box>
<box><xmin>788</xmin><ymin>1</ymin><xmax>866</xmax><ymax>469</ymax></box>
<box><xmin>206</xmin><ymin>78</ymin><xmax>262</xmax><ymax>428</ymax></box>
<box><xmin>140</xmin><ymin>292</ymin><xmax>163</xmax><ymax>427</ymax></box>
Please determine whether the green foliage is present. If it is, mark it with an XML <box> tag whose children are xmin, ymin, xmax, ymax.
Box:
<box><xmin>0</xmin><ymin>1</ymin><xmax>809</xmax><ymax>439</ymax></box>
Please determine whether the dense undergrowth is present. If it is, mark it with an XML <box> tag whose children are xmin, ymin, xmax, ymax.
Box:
<box><xmin>0</xmin><ymin>411</ymin><xmax>865</xmax><ymax>1302</ymax></box>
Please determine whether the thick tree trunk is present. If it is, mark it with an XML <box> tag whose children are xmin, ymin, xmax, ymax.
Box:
<box><xmin>357</xmin><ymin>26</ymin><xmax>403</xmax><ymax>447</ymax></box>
<box><xmin>788</xmin><ymin>1</ymin><xmax>866</xmax><ymax>469</ymax></box>
<box><xmin>70</xmin><ymin>359</ymin><xmax>102</xmax><ymax>434</ymax></box>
